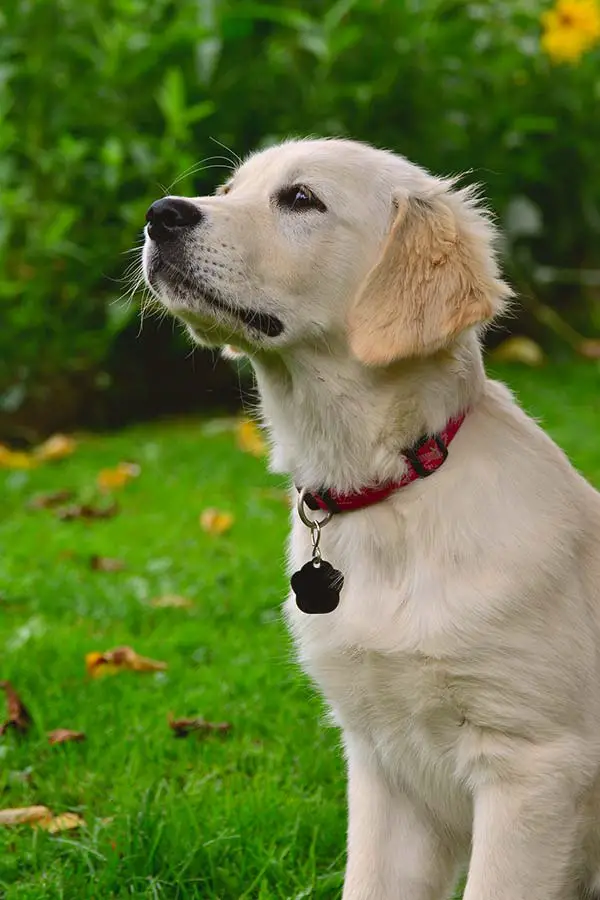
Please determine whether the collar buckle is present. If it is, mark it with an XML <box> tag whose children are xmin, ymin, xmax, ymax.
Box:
<box><xmin>404</xmin><ymin>434</ymin><xmax>448</xmax><ymax>479</ymax></box>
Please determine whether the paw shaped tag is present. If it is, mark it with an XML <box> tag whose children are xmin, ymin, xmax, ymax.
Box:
<box><xmin>291</xmin><ymin>559</ymin><xmax>344</xmax><ymax>614</ymax></box>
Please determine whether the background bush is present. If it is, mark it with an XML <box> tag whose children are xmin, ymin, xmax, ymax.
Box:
<box><xmin>1</xmin><ymin>0</ymin><xmax>599</xmax><ymax>434</ymax></box>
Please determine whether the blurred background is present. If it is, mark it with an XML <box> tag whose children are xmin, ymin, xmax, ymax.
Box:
<box><xmin>2</xmin><ymin>0</ymin><xmax>599</xmax><ymax>441</ymax></box>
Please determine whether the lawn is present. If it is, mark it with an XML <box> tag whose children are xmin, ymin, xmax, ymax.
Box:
<box><xmin>1</xmin><ymin>360</ymin><xmax>599</xmax><ymax>900</ymax></box>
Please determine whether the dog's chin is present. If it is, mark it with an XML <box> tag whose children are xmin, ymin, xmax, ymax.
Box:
<box><xmin>144</xmin><ymin>262</ymin><xmax>285</xmax><ymax>343</ymax></box>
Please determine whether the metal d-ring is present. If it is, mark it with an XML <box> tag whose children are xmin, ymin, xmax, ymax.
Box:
<box><xmin>297</xmin><ymin>487</ymin><xmax>334</xmax><ymax>529</ymax></box>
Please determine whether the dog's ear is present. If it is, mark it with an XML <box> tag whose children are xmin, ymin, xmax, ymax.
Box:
<box><xmin>348</xmin><ymin>192</ymin><xmax>511</xmax><ymax>365</ymax></box>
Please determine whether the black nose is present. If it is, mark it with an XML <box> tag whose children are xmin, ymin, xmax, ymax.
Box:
<box><xmin>145</xmin><ymin>197</ymin><xmax>203</xmax><ymax>242</ymax></box>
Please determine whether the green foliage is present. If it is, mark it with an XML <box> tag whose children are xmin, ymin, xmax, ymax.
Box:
<box><xmin>1</xmin><ymin>0</ymin><xmax>599</xmax><ymax>416</ymax></box>
<box><xmin>0</xmin><ymin>362</ymin><xmax>598</xmax><ymax>897</ymax></box>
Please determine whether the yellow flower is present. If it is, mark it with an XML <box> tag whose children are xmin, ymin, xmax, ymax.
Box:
<box><xmin>541</xmin><ymin>0</ymin><xmax>600</xmax><ymax>63</ymax></box>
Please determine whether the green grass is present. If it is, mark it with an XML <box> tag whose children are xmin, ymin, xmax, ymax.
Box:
<box><xmin>1</xmin><ymin>360</ymin><xmax>599</xmax><ymax>900</ymax></box>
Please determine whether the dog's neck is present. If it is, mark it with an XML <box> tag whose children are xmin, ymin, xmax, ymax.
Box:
<box><xmin>251</xmin><ymin>333</ymin><xmax>485</xmax><ymax>493</ymax></box>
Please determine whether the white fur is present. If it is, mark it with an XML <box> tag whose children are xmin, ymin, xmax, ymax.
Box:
<box><xmin>144</xmin><ymin>138</ymin><xmax>600</xmax><ymax>899</ymax></box>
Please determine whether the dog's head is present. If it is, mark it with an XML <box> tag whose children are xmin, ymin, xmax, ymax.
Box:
<box><xmin>142</xmin><ymin>138</ymin><xmax>511</xmax><ymax>363</ymax></box>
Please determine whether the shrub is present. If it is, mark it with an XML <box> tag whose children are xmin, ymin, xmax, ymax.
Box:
<box><xmin>1</xmin><ymin>0</ymin><xmax>599</xmax><ymax>427</ymax></box>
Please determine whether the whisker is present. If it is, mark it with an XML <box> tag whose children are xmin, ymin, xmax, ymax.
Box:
<box><xmin>209</xmin><ymin>136</ymin><xmax>242</xmax><ymax>166</ymax></box>
<box><xmin>165</xmin><ymin>158</ymin><xmax>236</xmax><ymax>194</ymax></box>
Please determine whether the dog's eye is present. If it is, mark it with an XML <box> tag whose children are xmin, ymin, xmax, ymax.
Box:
<box><xmin>276</xmin><ymin>184</ymin><xmax>327</xmax><ymax>213</ymax></box>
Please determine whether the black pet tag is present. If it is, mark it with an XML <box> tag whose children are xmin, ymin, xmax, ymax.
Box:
<box><xmin>291</xmin><ymin>559</ymin><xmax>344</xmax><ymax>615</ymax></box>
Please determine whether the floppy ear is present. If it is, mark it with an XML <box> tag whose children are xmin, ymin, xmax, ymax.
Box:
<box><xmin>348</xmin><ymin>192</ymin><xmax>511</xmax><ymax>365</ymax></box>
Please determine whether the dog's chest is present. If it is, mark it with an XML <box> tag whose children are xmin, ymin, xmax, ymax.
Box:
<box><xmin>287</xmin><ymin>598</ymin><xmax>472</xmax><ymax>828</ymax></box>
<box><xmin>285</xmin><ymin>515</ymin><xmax>476</xmax><ymax>827</ymax></box>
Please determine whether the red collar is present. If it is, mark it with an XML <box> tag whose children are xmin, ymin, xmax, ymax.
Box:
<box><xmin>298</xmin><ymin>413</ymin><xmax>467</xmax><ymax>515</ymax></box>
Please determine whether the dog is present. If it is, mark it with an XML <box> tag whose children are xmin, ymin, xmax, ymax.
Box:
<box><xmin>143</xmin><ymin>138</ymin><xmax>600</xmax><ymax>899</ymax></box>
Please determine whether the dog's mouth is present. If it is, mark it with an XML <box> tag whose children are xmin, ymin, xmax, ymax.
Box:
<box><xmin>147</xmin><ymin>252</ymin><xmax>284</xmax><ymax>339</ymax></box>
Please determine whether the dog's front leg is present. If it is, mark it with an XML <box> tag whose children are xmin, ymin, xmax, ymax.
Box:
<box><xmin>342</xmin><ymin>740</ymin><xmax>458</xmax><ymax>900</ymax></box>
<box><xmin>463</xmin><ymin>772</ymin><xmax>583</xmax><ymax>900</ymax></box>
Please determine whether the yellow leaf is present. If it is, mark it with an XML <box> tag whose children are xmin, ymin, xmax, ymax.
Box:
<box><xmin>0</xmin><ymin>806</ymin><xmax>51</xmax><ymax>827</ymax></box>
<box><xmin>235</xmin><ymin>418</ymin><xmax>267</xmax><ymax>457</ymax></box>
<box><xmin>84</xmin><ymin>652</ymin><xmax>120</xmax><ymax>678</ymax></box>
<box><xmin>35</xmin><ymin>434</ymin><xmax>77</xmax><ymax>462</ymax></box>
<box><xmin>490</xmin><ymin>336</ymin><xmax>545</xmax><ymax>367</ymax></box>
<box><xmin>41</xmin><ymin>812</ymin><xmax>85</xmax><ymax>833</ymax></box>
<box><xmin>0</xmin><ymin>806</ymin><xmax>85</xmax><ymax>832</ymax></box>
<box><xmin>199</xmin><ymin>508</ymin><xmax>234</xmax><ymax>535</ymax></box>
<box><xmin>0</xmin><ymin>445</ymin><xmax>36</xmax><ymax>469</ymax></box>
<box><xmin>97</xmin><ymin>461</ymin><xmax>141</xmax><ymax>491</ymax></box>
<box><xmin>150</xmin><ymin>594</ymin><xmax>195</xmax><ymax>609</ymax></box>
<box><xmin>85</xmin><ymin>645</ymin><xmax>168</xmax><ymax>678</ymax></box>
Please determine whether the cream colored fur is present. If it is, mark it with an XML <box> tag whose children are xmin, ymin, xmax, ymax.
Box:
<box><xmin>143</xmin><ymin>138</ymin><xmax>600</xmax><ymax>899</ymax></box>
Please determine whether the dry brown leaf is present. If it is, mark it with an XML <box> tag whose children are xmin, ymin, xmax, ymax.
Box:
<box><xmin>150</xmin><ymin>594</ymin><xmax>194</xmax><ymax>609</ymax></box>
<box><xmin>0</xmin><ymin>806</ymin><xmax>51</xmax><ymax>827</ymax></box>
<box><xmin>89</xmin><ymin>555</ymin><xmax>126</xmax><ymax>572</ymax></box>
<box><xmin>168</xmin><ymin>713</ymin><xmax>232</xmax><ymax>739</ymax></box>
<box><xmin>56</xmin><ymin>501</ymin><xmax>119</xmax><ymax>521</ymax></box>
<box><xmin>47</xmin><ymin>729</ymin><xmax>86</xmax><ymax>746</ymax></box>
<box><xmin>578</xmin><ymin>339</ymin><xmax>600</xmax><ymax>359</ymax></box>
<box><xmin>85</xmin><ymin>645</ymin><xmax>168</xmax><ymax>679</ymax></box>
<box><xmin>199</xmin><ymin>508</ymin><xmax>234</xmax><ymax>535</ymax></box>
<box><xmin>0</xmin><ymin>445</ymin><xmax>37</xmax><ymax>470</ymax></box>
<box><xmin>28</xmin><ymin>490</ymin><xmax>75</xmax><ymax>510</ymax></box>
<box><xmin>97</xmin><ymin>461</ymin><xmax>141</xmax><ymax>491</ymax></box>
<box><xmin>235</xmin><ymin>418</ymin><xmax>267</xmax><ymax>457</ymax></box>
<box><xmin>35</xmin><ymin>434</ymin><xmax>77</xmax><ymax>462</ymax></box>
<box><xmin>0</xmin><ymin>681</ymin><xmax>33</xmax><ymax>736</ymax></box>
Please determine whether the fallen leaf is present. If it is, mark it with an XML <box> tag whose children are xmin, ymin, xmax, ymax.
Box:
<box><xmin>35</xmin><ymin>434</ymin><xmax>77</xmax><ymax>462</ymax></box>
<box><xmin>47</xmin><ymin>729</ymin><xmax>86</xmax><ymax>746</ymax></box>
<box><xmin>168</xmin><ymin>713</ymin><xmax>232</xmax><ymax>738</ymax></box>
<box><xmin>578</xmin><ymin>339</ymin><xmax>600</xmax><ymax>360</ymax></box>
<box><xmin>0</xmin><ymin>806</ymin><xmax>85</xmax><ymax>832</ymax></box>
<box><xmin>89</xmin><ymin>555</ymin><xmax>126</xmax><ymax>572</ymax></box>
<box><xmin>56</xmin><ymin>501</ymin><xmax>119</xmax><ymax>521</ymax></box>
<box><xmin>28</xmin><ymin>490</ymin><xmax>75</xmax><ymax>510</ymax></box>
<box><xmin>490</xmin><ymin>336</ymin><xmax>545</xmax><ymax>367</ymax></box>
<box><xmin>85</xmin><ymin>646</ymin><xmax>168</xmax><ymax>678</ymax></box>
<box><xmin>236</xmin><ymin>418</ymin><xmax>267</xmax><ymax>457</ymax></box>
<box><xmin>42</xmin><ymin>812</ymin><xmax>85</xmax><ymax>833</ymax></box>
<box><xmin>199</xmin><ymin>508</ymin><xmax>234</xmax><ymax>535</ymax></box>
<box><xmin>0</xmin><ymin>681</ymin><xmax>33</xmax><ymax>735</ymax></box>
<box><xmin>0</xmin><ymin>806</ymin><xmax>51</xmax><ymax>827</ymax></box>
<box><xmin>0</xmin><ymin>445</ymin><xmax>36</xmax><ymax>469</ymax></box>
<box><xmin>97</xmin><ymin>461</ymin><xmax>141</xmax><ymax>491</ymax></box>
<box><xmin>150</xmin><ymin>594</ymin><xmax>194</xmax><ymax>609</ymax></box>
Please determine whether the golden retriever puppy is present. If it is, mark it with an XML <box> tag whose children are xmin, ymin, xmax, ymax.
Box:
<box><xmin>143</xmin><ymin>138</ymin><xmax>600</xmax><ymax>900</ymax></box>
